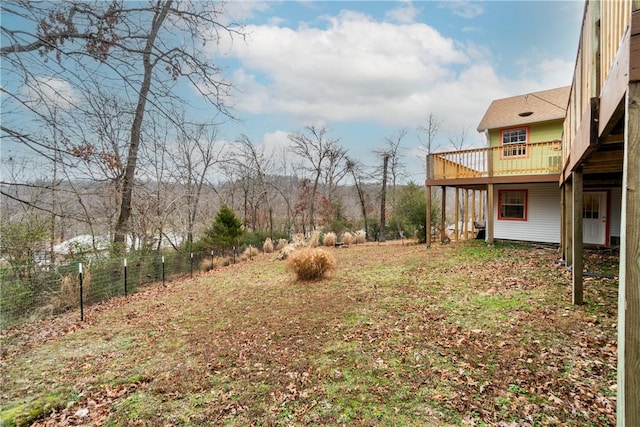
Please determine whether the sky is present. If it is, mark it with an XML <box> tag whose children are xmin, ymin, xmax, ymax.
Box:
<box><xmin>209</xmin><ymin>0</ymin><xmax>585</xmax><ymax>181</ymax></box>
<box><xmin>1</xmin><ymin>1</ymin><xmax>586</xmax><ymax>183</ymax></box>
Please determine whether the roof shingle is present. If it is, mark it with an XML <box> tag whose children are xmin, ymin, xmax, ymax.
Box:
<box><xmin>477</xmin><ymin>86</ymin><xmax>570</xmax><ymax>132</ymax></box>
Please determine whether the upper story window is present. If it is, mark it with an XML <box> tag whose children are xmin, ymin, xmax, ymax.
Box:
<box><xmin>501</xmin><ymin>128</ymin><xmax>528</xmax><ymax>157</ymax></box>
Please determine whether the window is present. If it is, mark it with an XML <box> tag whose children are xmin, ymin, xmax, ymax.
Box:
<box><xmin>501</xmin><ymin>128</ymin><xmax>528</xmax><ymax>157</ymax></box>
<box><xmin>498</xmin><ymin>189</ymin><xmax>527</xmax><ymax>220</ymax></box>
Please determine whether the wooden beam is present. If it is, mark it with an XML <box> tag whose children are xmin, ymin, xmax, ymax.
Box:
<box><xmin>572</xmin><ymin>170</ymin><xmax>584</xmax><ymax>306</ymax></box>
<box><xmin>631</xmin><ymin>10</ymin><xmax>640</xmax><ymax>82</ymax></box>
<box><xmin>618</xmin><ymin>79</ymin><xmax>640</xmax><ymax>427</ymax></box>
<box><xmin>440</xmin><ymin>187</ymin><xmax>447</xmax><ymax>244</ymax></box>
<box><xmin>426</xmin><ymin>184</ymin><xmax>432</xmax><ymax>248</ymax></box>
<box><xmin>487</xmin><ymin>184</ymin><xmax>494</xmax><ymax>245</ymax></box>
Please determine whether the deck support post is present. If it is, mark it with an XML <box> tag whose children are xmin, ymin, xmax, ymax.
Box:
<box><xmin>440</xmin><ymin>186</ymin><xmax>447</xmax><ymax>243</ymax></box>
<box><xmin>486</xmin><ymin>184</ymin><xmax>494</xmax><ymax>244</ymax></box>
<box><xmin>464</xmin><ymin>189</ymin><xmax>470</xmax><ymax>239</ymax></box>
<box><xmin>426</xmin><ymin>184</ymin><xmax>432</xmax><ymax>248</ymax></box>
<box><xmin>454</xmin><ymin>188</ymin><xmax>459</xmax><ymax>240</ymax></box>
<box><xmin>564</xmin><ymin>180</ymin><xmax>573</xmax><ymax>265</ymax></box>
<box><xmin>618</xmin><ymin>78</ymin><xmax>640</xmax><ymax>426</ymax></box>
<box><xmin>572</xmin><ymin>169</ymin><xmax>583</xmax><ymax>305</ymax></box>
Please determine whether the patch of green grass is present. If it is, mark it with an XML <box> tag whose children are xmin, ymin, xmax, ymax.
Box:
<box><xmin>0</xmin><ymin>392</ymin><xmax>69</xmax><ymax>427</ymax></box>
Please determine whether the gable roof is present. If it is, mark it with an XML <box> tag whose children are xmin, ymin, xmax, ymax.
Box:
<box><xmin>477</xmin><ymin>86</ymin><xmax>571</xmax><ymax>132</ymax></box>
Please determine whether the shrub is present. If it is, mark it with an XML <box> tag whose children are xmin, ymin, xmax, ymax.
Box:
<box><xmin>55</xmin><ymin>269</ymin><xmax>91</xmax><ymax>313</ymax></box>
<box><xmin>341</xmin><ymin>231</ymin><xmax>353</xmax><ymax>246</ymax></box>
<box><xmin>309</xmin><ymin>230</ymin><xmax>320</xmax><ymax>248</ymax></box>
<box><xmin>286</xmin><ymin>248</ymin><xmax>337</xmax><ymax>281</ymax></box>
<box><xmin>263</xmin><ymin>238</ymin><xmax>274</xmax><ymax>253</ymax></box>
<box><xmin>292</xmin><ymin>233</ymin><xmax>306</xmax><ymax>248</ymax></box>
<box><xmin>276</xmin><ymin>238</ymin><xmax>288</xmax><ymax>251</ymax></box>
<box><xmin>354</xmin><ymin>229</ymin><xmax>366</xmax><ymax>244</ymax></box>
<box><xmin>200</xmin><ymin>258</ymin><xmax>214</xmax><ymax>272</ymax></box>
<box><xmin>242</xmin><ymin>246</ymin><xmax>259</xmax><ymax>259</ymax></box>
<box><xmin>213</xmin><ymin>256</ymin><xmax>231</xmax><ymax>268</ymax></box>
<box><xmin>323</xmin><ymin>232</ymin><xmax>336</xmax><ymax>247</ymax></box>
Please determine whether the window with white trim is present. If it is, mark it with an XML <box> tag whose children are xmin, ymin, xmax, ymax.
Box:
<box><xmin>502</xmin><ymin>128</ymin><xmax>527</xmax><ymax>157</ymax></box>
<box><xmin>498</xmin><ymin>189</ymin><xmax>527</xmax><ymax>220</ymax></box>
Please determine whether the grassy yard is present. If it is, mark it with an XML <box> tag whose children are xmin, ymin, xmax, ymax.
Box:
<box><xmin>1</xmin><ymin>240</ymin><xmax>618</xmax><ymax>426</ymax></box>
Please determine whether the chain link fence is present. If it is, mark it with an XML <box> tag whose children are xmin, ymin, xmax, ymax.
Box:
<box><xmin>0</xmin><ymin>247</ymin><xmax>247</xmax><ymax>330</ymax></box>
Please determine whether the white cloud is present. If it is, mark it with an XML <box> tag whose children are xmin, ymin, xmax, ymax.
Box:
<box><xmin>19</xmin><ymin>76</ymin><xmax>81</xmax><ymax>112</ymax></box>
<box><xmin>440</xmin><ymin>1</ymin><xmax>485</xmax><ymax>19</ymax></box>
<box><xmin>224</xmin><ymin>11</ymin><xmax>468</xmax><ymax>125</ymax></box>
<box><xmin>385</xmin><ymin>1</ymin><xmax>419</xmax><ymax>24</ymax></box>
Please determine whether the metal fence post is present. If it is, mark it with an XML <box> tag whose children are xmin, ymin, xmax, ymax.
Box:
<box><xmin>79</xmin><ymin>262</ymin><xmax>84</xmax><ymax>321</ymax></box>
<box><xmin>211</xmin><ymin>250</ymin><xmax>214</xmax><ymax>270</ymax></box>
<box><xmin>162</xmin><ymin>256</ymin><xmax>165</xmax><ymax>285</ymax></box>
<box><xmin>190</xmin><ymin>253</ymin><xmax>193</xmax><ymax>278</ymax></box>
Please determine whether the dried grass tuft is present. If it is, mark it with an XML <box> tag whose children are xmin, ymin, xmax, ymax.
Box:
<box><xmin>263</xmin><ymin>238</ymin><xmax>274</xmax><ymax>253</ymax></box>
<box><xmin>213</xmin><ymin>256</ymin><xmax>231</xmax><ymax>268</ymax></box>
<box><xmin>341</xmin><ymin>231</ymin><xmax>353</xmax><ymax>246</ymax></box>
<box><xmin>286</xmin><ymin>248</ymin><xmax>337</xmax><ymax>281</ymax></box>
<box><xmin>354</xmin><ymin>229</ymin><xmax>366</xmax><ymax>244</ymax></box>
<box><xmin>323</xmin><ymin>232</ymin><xmax>337</xmax><ymax>247</ymax></box>
<box><xmin>292</xmin><ymin>233</ymin><xmax>306</xmax><ymax>248</ymax></box>
<box><xmin>276</xmin><ymin>239</ymin><xmax>288</xmax><ymax>251</ymax></box>
<box><xmin>54</xmin><ymin>269</ymin><xmax>91</xmax><ymax>313</ymax></box>
<box><xmin>200</xmin><ymin>258</ymin><xmax>214</xmax><ymax>272</ymax></box>
<box><xmin>242</xmin><ymin>246</ymin><xmax>259</xmax><ymax>260</ymax></box>
<box><xmin>309</xmin><ymin>230</ymin><xmax>320</xmax><ymax>248</ymax></box>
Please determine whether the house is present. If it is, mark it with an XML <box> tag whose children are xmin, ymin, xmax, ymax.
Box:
<box><xmin>427</xmin><ymin>1</ymin><xmax>639</xmax><ymax>421</ymax></box>
<box><xmin>425</xmin><ymin>86</ymin><xmax>581</xmax><ymax>246</ymax></box>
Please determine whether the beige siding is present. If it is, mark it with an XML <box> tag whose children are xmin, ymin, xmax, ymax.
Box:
<box><xmin>493</xmin><ymin>183</ymin><xmax>561</xmax><ymax>244</ymax></box>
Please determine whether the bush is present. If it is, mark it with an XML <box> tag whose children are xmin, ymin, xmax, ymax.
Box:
<box><xmin>341</xmin><ymin>231</ymin><xmax>353</xmax><ymax>246</ymax></box>
<box><xmin>213</xmin><ymin>256</ymin><xmax>231</xmax><ymax>268</ymax></box>
<box><xmin>263</xmin><ymin>238</ymin><xmax>274</xmax><ymax>253</ymax></box>
<box><xmin>200</xmin><ymin>258</ymin><xmax>214</xmax><ymax>272</ymax></box>
<box><xmin>286</xmin><ymin>248</ymin><xmax>337</xmax><ymax>281</ymax></box>
<box><xmin>323</xmin><ymin>232</ymin><xmax>336</xmax><ymax>247</ymax></box>
<box><xmin>276</xmin><ymin>239</ymin><xmax>288</xmax><ymax>251</ymax></box>
<box><xmin>242</xmin><ymin>246</ymin><xmax>259</xmax><ymax>260</ymax></box>
<box><xmin>354</xmin><ymin>229</ymin><xmax>366</xmax><ymax>244</ymax></box>
<box><xmin>309</xmin><ymin>230</ymin><xmax>320</xmax><ymax>248</ymax></box>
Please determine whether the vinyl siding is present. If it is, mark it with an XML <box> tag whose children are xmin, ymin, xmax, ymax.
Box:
<box><xmin>609</xmin><ymin>187</ymin><xmax>622</xmax><ymax>241</ymax></box>
<box><xmin>493</xmin><ymin>183</ymin><xmax>561</xmax><ymax>243</ymax></box>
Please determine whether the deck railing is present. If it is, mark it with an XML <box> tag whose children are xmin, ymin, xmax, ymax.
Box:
<box><xmin>427</xmin><ymin>140</ymin><xmax>562</xmax><ymax>180</ymax></box>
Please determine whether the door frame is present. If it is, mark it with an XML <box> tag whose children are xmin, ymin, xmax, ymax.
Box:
<box><xmin>583</xmin><ymin>190</ymin><xmax>610</xmax><ymax>246</ymax></box>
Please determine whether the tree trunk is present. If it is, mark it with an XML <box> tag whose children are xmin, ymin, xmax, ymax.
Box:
<box><xmin>380</xmin><ymin>154</ymin><xmax>389</xmax><ymax>242</ymax></box>
<box><xmin>113</xmin><ymin>0</ymin><xmax>172</xmax><ymax>253</ymax></box>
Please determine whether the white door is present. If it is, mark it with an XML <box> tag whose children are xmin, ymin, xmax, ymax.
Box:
<box><xmin>583</xmin><ymin>192</ymin><xmax>607</xmax><ymax>245</ymax></box>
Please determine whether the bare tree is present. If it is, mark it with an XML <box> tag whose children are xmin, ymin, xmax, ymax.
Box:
<box><xmin>288</xmin><ymin>126</ymin><xmax>345</xmax><ymax>232</ymax></box>
<box><xmin>346</xmin><ymin>157</ymin><xmax>370</xmax><ymax>235</ymax></box>
<box><xmin>448</xmin><ymin>127</ymin><xmax>469</xmax><ymax>151</ymax></box>
<box><xmin>418</xmin><ymin>113</ymin><xmax>442</xmax><ymax>155</ymax></box>
<box><xmin>1</xmin><ymin>1</ymin><xmax>243</xmax><ymax>253</ymax></box>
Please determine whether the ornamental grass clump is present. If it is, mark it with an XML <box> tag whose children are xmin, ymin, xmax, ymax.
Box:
<box><xmin>341</xmin><ymin>231</ymin><xmax>353</xmax><ymax>246</ymax></box>
<box><xmin>309</xmin><ymin>230</ymin><xmax>320</xmax><ymax>248</ymax></box>
<box><xmin>354</xmin><ymin>229</ymin><xmax>366</xmax><ymax>244</ymax></box>
<box><xmin>276</xmin><ymin>238</ymin><xmax>288</xmax><ymax>251</ymax></box>
<box><xmin>263</xmin><ymin>238</ymin><xmax>274</xmax><ymax>253</ymax></box>
<box><xmin>323</xmin><ymin>231</ymin><xmax>337</xmax><ymax>247</ymax></box>
<box><xmin>286</xmin><ymin>248</ymin><xmax>337</xmax><ymax>281</ymax></box>
<box><xmin>242</xmin><ymin>246</ymin><xmax>259</xmax><ymax>260</ymax></box>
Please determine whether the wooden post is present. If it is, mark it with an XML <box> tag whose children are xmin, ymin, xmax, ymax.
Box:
<box><xmin>487</xmin><ymin>184</ymin><xmax>494</xmax><ymax>244</ymax></box>
<box><xmin>618</xmin><ymin>79</ymin><xmax>640</xmax><ymax>426</ymax></box>
<box><xmin>564</xmin><ymin>180</ymin><xmax>574</xmax><ymax>265</ymax></box>
<box><xmin>472</xmin><ymin>190</ymin><xmax>477</xmax><ymax>224</ymax></box>
<box><xmin>560</xmin><ymin>182</ymin><xmax>566</xmax><ymax>260</ymax></box>
<box><xmin>426</xmin><ymin>184</ymin><xmax>432</xmax><ymax>248</ymax></box>
<box><xmin>454</xmin><ymin>188</ymin><xmax>459</xmax><ymax>240</ymax></box>
<box><xmin>440</xmin><ymin>186</ymin><xmax>447</xmax><ymax>243</ymax></box>
<box><xmin>572</xmin><ymin>170</ymin><xmax>583</xmax><ymax>305</ymax></box>
<box><xmin>464</xmin><ymin>189</ymin><xmax>469</xmax><ymax>239</ymax></box>
<box><xmin>479</xmin><ymin>189</ymin><xmax>484</xmax><ymax>221</ymax></box>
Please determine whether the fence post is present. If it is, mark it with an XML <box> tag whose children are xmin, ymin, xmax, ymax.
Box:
<box><xmin>211</xmin><ymin>250</ymin><xmax>214</xmax><ymax>270</ymax></box>
<box><xmin>79</xmin><ymin>262</ymin><xmax>84</xmax><ymax>322</ymax></box>
<box><xmin>162</xmin><ymin>256</ymin><xmax>165</xmax><ymax>285</ymax></box>
<box><xmin>233</xmin><ymin>246</ymin><xmax>236</xmax><ymax>264</ymax></box>
<box><xmin>190</xmin><ymin>253</ymin><xmax>193</xmax><ymax>278</ymax></box>
<box><xmin>124</xmin><ymin>258</ymin><xmax>128</xmax><ymax>296</ymax></box>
